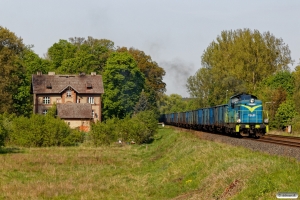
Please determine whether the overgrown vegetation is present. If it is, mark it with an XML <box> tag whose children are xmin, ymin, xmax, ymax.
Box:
<box><xmin>90</xmin><ymin>110</ymin><xmax>158</xmax><ymax>146</ymax></box>
<box><xmin>0</xmin><ymin>113</ymin><xmax>84</xmax><ymax>147</ymax></box>
<box><xmin>0</xmin><ymin>110</ymin><xmax>157</xmax><ymax>148</ymax></box>
<box><xmin>1</xmin><ymin>127</ymin><xmax>299</xmax><ymax>199</ymax></box>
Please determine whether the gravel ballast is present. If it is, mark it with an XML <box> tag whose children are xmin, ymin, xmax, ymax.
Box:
<box><xmin>175</xmin><ymin>127</ymin><xmax>300</xmax><ymax>161</ymax></box>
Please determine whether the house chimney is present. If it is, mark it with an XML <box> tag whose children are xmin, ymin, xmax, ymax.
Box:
<box><xmin>37</xmin><ymin>71</ymin><xmax>42</xmax><ymax>75</ymax></box>
<box><xmin>91</xmin><ymin>72</ymin><xmax>96</xmax><ymax>75</ymax></box>
<box><xmin>48</xmin><ymin>72</ymin><xmax>55</xmax><ymax>75</ymax></box>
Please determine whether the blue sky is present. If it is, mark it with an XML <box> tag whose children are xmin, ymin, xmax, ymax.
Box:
<box><xmin>1</xmin><ymin>0</ymin><xmax>300</xmax><ymax>97</ymax></box>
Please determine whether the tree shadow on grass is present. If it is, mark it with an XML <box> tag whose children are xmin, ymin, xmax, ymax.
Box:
<box><xmin>0</xmin><ymin>147</ymin><xmax>24</xmax><ymax>154</ymax></box>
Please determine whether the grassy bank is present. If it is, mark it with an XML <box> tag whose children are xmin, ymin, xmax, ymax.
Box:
<box><xmin>1</xmin><ymin>127</ymin><xmax>300</xmax><ymax>199</ymax></box>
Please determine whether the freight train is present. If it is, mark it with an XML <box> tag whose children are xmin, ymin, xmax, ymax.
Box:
<box><xmin>160</xmin><ymin>93</ymin><xmax>269</xmax><ymax>138</ymax></box>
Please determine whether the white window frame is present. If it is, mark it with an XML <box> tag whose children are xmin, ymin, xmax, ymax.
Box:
<box><xmin>43</xmin><ymin>97</ymin><xmax>50</xmax><ymax>104</ymax></box>
<box><xmin>67</xmin><ymin>90</ymin><xmax>72</xmax><ymax>98</ymax></box>
<box><xmin>42</xmin><ymin>110</ymin><xmax>48</xmax><ymax>115</ymax></box>
<box><xmin>88</xmin><ymin>97</ymin><xmax>94</xmax><ymax>104</ymax></box>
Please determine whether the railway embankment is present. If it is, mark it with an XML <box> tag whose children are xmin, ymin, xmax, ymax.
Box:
<box><xmin>173</xmin><ymin>126</ymin><xmax>300</xmax><ymax>161</ymax></box>
<box><xmin>1</xmin><ymin>126</ymin><xmax>300</xmax><ymax>199</ymax></box>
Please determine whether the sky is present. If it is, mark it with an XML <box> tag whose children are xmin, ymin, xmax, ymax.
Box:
<box><xmin>1</xmin><ymin>1</ymin><xmax>300</xmax><ymax>97</ymax></box>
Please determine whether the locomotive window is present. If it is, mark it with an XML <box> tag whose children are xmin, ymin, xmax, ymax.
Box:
<box><xmin>240</xmin><ymin>95</ymin><xmax>251</xmax><ymax>100</ymax></box>
<box><xmin>231</xmin><ymin>97</ymin><xmax>239</xmax><ymax>103</ymax></box>
<box><xmin>240</xmin><ymin>94</ymin><xmax>257</xmax><ymax>100</ymax></box>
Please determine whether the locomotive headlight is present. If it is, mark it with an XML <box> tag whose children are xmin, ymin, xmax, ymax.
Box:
<box><xmin>250</xmin><ymin>98</ymin><xmax>255</xmax><ymax>103</ymax></box>
<box><xmin>237</xmin><ymin>119</ymin><xmax>241</xmax><ymax>123</ymax></box>
<box><xmin>264</xmin><ymin>118</ymin><xmax>269</xmax><ymax>123</ymax></box>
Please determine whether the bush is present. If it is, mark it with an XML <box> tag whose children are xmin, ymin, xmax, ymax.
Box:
<box><xmin>8</xmin><ymin>114</ymin><xmax>80</xmax><ymax>147</ymax></box>
<box><xmin>90</xmin><ymin>111</ymin><xmax>158</xmax><ymax>146</ymax></box>
<box><xmin>62</xmin><ymin>129</ymin><xmax>85</xmax><ymax>146</ymax></box>
<box><xmin>0</xmin><ymin>113</ymin><xmax>16</xmax><ymax>147</ymax></box>
<box><xmin>90</xmin><ymin>117</ymin><xmax>120</xmax><ymax>146</ymax></box>
<box><xmin>131</xmin><ymin>111</ymin><xmax>158</xmax><ymax>144</ymax></box>
<box><xmin>274</xmin><ymin>100</ymin><xmax>297</xmax><ymax>130</ymax></box>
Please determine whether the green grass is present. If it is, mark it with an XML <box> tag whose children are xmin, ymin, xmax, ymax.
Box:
<box><xmin>0</xmin><ymin>127</ymin><xmax>300</xmax><ymax>199</ymax></box>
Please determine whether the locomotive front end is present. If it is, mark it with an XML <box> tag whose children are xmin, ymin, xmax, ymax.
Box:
<box><xmin>236</xmin><ymin>95</ymin><xmax>269</xmax><ymax>137</ymax></box>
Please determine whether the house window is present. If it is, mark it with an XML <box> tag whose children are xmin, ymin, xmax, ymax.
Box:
<box><xmin>92</xmin><ymin>110</ymin><xmax>95</xmax><ymax>118</ymax></box>
<box><xmin>88</xmin><ymin>97</ymin><xmax>94</xmax><ymax>104</ymax></box>
<box><xmin>42</xmin><ymin>110</ymin><xmax>48</xmax><ymax>115</ymax></box>
<box><xmin>67</xmin><ymin>90</ymin><xmax>72</xmax><ymax>98</ymax></box>
<box><xmin>43</xmin><ymin>97</ymin><xmax>50</xmax><ymax>104</ymax></box>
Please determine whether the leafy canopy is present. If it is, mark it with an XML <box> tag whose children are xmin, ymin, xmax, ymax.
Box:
<box><xmin>187</xmin><ymin>29</ymin><xmax>292</xmax><ymax>106</ymax></box>
<box><xmin>102</xmin><ymin>52</ymin><xmax>145</xmax><ymax>119</ymax></box>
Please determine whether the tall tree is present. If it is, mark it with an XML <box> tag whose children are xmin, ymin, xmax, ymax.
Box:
<box><xmin>13</xmin><ymin>48</ymin><xmax>51</xmax><ymax>116</ymax></box>
<box><xmin>47</xmin><ymin>37</ymin><xmax>114</xmax><ymax>74</ymax></box>
<box><xmin>102</xmin><ymin>52</ymin><xmax>145</xmax><ymax>119</ymax></box>
<box><xmin>187</xmin><ymin>29</ymin><xmax>292</xmax><ymax>106</ymax></box>
<box><xmin>293</xmin><ymin>65</ymin><xmax>300</xmax><ymax>113</ymax></box>
<box><xmin>117</xmin><ymin>47</ymin><xmax>166</xmax><ymax>102</ymax></box>
<box><xmin>158</xmin><ymin>94</ymin><xmax>189</xmax><ymax>114</ymax></box>
<box><xmin>0</xmin><ymin>26</ymin><xmax>26</xmax><ymax>113</ymax></box>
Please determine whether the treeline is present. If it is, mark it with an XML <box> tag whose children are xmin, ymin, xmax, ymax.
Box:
<box><xmin>1</xmin><ymin>26</ymin><xmax>300</xmax><ymax>143</ymax></box>
<box><xmin>185</xmin><ymin>29</ymin><xmax>299</xmax><ymax>131</ymax></box>
<box><xmin>0</xmin><ymin>26</ymin><xmax>164</xmax><ymax>147</ymax></box>
<box><xmin>0</xmin><ymin>27</ymin><xmax>166</xmax><ymax>120</ymax></box>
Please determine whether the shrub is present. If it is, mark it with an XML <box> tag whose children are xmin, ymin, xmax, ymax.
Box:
<box><xmin>90</xmin><ymin>111</ymin><xmax>158</xmax><ymax>146</ymax></box>
<box><xmin>0</xmin><ymin>113</ymin><xmax>16</xmax><ymax>146</ymax></box>
<box><xmin>8</xmin><ymin>114</ymin><xmax>79</xmax><ymax>147</ymax></box>
<box><xmin>90</xmin><ymin>117</ymin><xmax>120</xmax><ymax>146</ymax></box>
<box><xmin>274</xmin><ymin>100</ymin><xmax>297</xmax><ymax>130</ymax></box>
<box><xmin>131</xmin><ymin>110</ymin><xmax>158</xmax><ymax>144</ymax></box>
<box><xmin>62</xmin><ymin>129</ymin><xmax>85</xmax><ymax>146</ymax></box>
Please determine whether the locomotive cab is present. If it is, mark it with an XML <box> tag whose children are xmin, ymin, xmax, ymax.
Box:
<box><xmin>227</xmin><ymin>93</ymin><xmax>268</xmax><ymax>137</ymax></box>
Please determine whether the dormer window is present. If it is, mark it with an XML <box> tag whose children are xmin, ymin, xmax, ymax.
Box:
<box><xmin>67</xmin><ymin>90</ymin><xmax>72</xmax><ymax>98</ymax></box>
<box><xmin>86</xmin><ymin>82</ymin><xmax>92</xmax><ymax>89</ymax></box>
<box><xmin>46</xmin><ymin>82</ymin><xmax>52</xmax><ymax>89</ymax></box>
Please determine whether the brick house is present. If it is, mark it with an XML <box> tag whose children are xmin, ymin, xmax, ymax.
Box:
<box><xmin>31</xmin><ymin>72</ymin><xmax>104</xmax><ymax>131</ymax></box>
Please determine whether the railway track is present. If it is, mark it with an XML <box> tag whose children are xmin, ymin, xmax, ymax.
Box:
<box><xmin>246</xmin><ymin>134</ymin><xmax>300</xmax><ymax>148</ymax></box>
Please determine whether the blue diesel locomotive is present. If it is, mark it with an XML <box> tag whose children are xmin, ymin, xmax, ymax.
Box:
<box><xmin>161</xmin><ymin>93</ymin><xmax>269</xmax><ymax>137</ymax></box>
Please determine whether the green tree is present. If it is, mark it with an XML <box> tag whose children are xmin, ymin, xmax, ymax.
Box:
<box><xmin>158</xmin><ymin>94</ymin><xmax>189</xmax><ymax>114</ymax></box>
<box><xmin>292</xmin><ymin>65</ymin><xmax>300</xmax><ymax>114</ymax></box>
<box><xmin>13</xmin><ymin>48</ymin><xmax>51</xmax><ymax>116</ymax></box>
<box><xmin>117</xmin><ymin>47</ymin><xmax>166</xmax><ymax>112</ymax></box>
<box><xmin>102</xmin><ymin>52</ymin><xmax>145</xmax><ymax>119</ymax></box>
<box><xmin>47</xmin><ymin>39</ymin><xmax>77</xmax><ymax>69</ymax></box>
<box><xmin>187</xmin><ymin>29</ymin><xmax>292</xmax><ymax>106</ymax></box>
<box><xmin>47</xmin><ymin>37</ymin><xmax>114</xmax><ymax>74</ymax></box>
<box><xmin>254</xmin><ymin>70</ymin><xmax>294</xmax><ymax>128</ymax></box>
<box><xmin>274</xmin><ymin>100</ymin><xmax>297</xmax><ymax>130</ymax></box>
<box><xmin>134</xmin><ymin>90</ymin><xmax>150</xmax><ymax>114</ymax></box>
<box><xmin>0</xmin><ymin>26</ymin><xmax>26</xmax><ymax>113</ymax></box>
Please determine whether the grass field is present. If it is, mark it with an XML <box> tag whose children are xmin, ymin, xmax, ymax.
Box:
<box><xmin>1</xmin><ymin>127</ymin><xmax>300</xmax><ymax>199</ymax></box>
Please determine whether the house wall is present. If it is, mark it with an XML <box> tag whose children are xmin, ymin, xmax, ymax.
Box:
<box><xmin>64</xmin><ymin>119</ymin><xmax>91</xmax><ymax>132</ymax></box>
<box><xmin>77</xmin><ymin>94</ymin><xmax>101</xmax><ymax>122</ymax></box>
<box><xmin>35</xmin><ymin>93</ymin><xmax>101</xmax><ymax>124</ymax></box>
<box><xmin>36</xmin><ymin>94</ymin><xmax>61</xmax><ymax>114</ymax></box>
